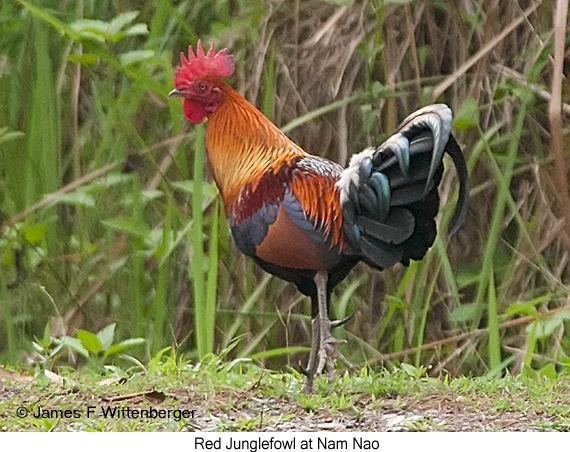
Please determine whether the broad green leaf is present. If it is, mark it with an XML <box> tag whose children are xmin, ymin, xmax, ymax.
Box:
<box><xmin>102</xmin><ymin>217</ymin><xmax>151</xmax><ymax>238</ymax></box>
<box><xmin>125</xmin><ymin>23</ymin><xmax>149</xmax><ymax>36</ymax></box>
<box><xmin>70</xmin><ymin>19</ymin><xmax>109</xmax><ymax>42</ymax></box>
<box><xmin>109</xmin><ymin>256</ymin><xmax>128</xmax><ymax>274</ymax></box>
<box><xmin>66</xmin><ymin>54</ymin><xmax>98</xmax><ymax>65</ymax></box>
<box><xmin>76</xmin><ymin>329</ymin><xmax>102</xmax><ymax>353</ymax></box>
<box><xmin>96</xmin><ymin>324</ymin><xmax>116</xmax><ymax>351</ymax></box>
<box><xmin>0</xmin><ymin>128</ymin><xmax>25</xmax><ymax>145</ymax></box>
<box><xmin>453</xmin><ymin>97</ymin><xmax>480</xmax><ymax>130</ymax></box>
<box><xmin>454</xmin><ymin>263</ymin><xmax>481</xmax><ymax>289</ymax></box>
<box><xmin>141</xmin><ymin>190</ymin><xmax>164</xmax><ymax>202</ymax></box>
<box><xmin>552</xmin><ymin>310</ymin><xmax>570</xmax><ymax>322</ymax></box>
<box><xmin>70</xmin><ymin>19</ymin><xmax>108</xmax><ymax>34</ymax></box>
<box><xmin>539</xmin><ymin>363</ymin><xmax>557</xmax><ymax>380</ymax></box>
<box><xmin>107</xmin><ymin>11</ymin><xmax>139</xmax><ymax>35</ymax></box>
<box><xmin>1</xmin><ymin>250</ymin><xmax>15</xmax><ymax>267</ymax></box>
<box><xmin>400</xmin><ymin>363</ymin><xmax>425</xmax><ymax>378</ymax></box>
<box><xmin>371</xmin><ymin>81</ymin><xmax>387</xmax><ymax>97</ymax></box>
<box><xmin>505</xmin><ymin>302</ymin><xmax>539</xmax><ymax>318</ymax></box>
<box><xmin>120</xmin><ymin>50</ymin><xmax>154</xmax><ymax>67</ymax></box>
<box><xmin>61</xmin><ymin>336</ymin><xmax>89</xmax><ymax>358</ymax></box>
<box><xmin>521</xmin><ymin>364</ymin><xmax>538</xmax><ymax>379</ymax></box>
<box><xmin>57</xmin><ymin>191</ymin><xmax>96</xmax><ymax>208</ymax></box>
<box><xmin>24</xmin><ymin>223</ymin><xmax>48</xmax><ymax>244</ymax></box>
<box><xmin>91</xmin><ymin>173</ymin><xmax>132</xmax><ymax>189</ymax></box>
<box><xmin>526</xmin><ymin>311</ymin><xmax>570</xmax><ymax>340</ymax></box>
<box><xmin>104</xmin><ymin>338</ymin><xmax>146</xmax><ymax>358</ymax></box>
<box><xmin>31</xmin><ymin>341</ymin><xmax>45</xmax><ymax>354</ymax></box>
<box><xmin>171</xmin><ymin>180</ymin><xmax>218</xmax><ymax>205</ymax></box>
<box><xmin>448</xmin><ymin>302</ymin><xmax>479</xmax><ymax>323</ymax></box>
<box><xmin>171</xmin><ymin>180</ymin><xmax>195</xmax><ymax>195</ymax></box>
<box><xmin>504</xmin><ymin>294</ymin><xmax>550</xmax><ymax>318</ymax></box>
<box><xmin>560</xmin><ymin>353</ymin><xmax>570</xmax><ymax>368</ymax></box>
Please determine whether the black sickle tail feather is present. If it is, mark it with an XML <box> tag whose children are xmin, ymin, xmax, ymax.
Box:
<box><xmin>337</xmin><ymin>104</ymin><xmax>469</xmax><ymax>270</ymax></box>
<box><xmin>445</xmin><ymin>134</ymin><xmax>470</xmax><ymax>236</ymax></box>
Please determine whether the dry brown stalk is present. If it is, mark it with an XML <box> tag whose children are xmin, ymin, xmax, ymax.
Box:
<box><xmin>431</xmin><ymin>1</ymin><xmax>542</xmax><ymax>101</ymax></box>
<box><xmin>549</xmin><ymin>0</ymin><xmax>570</xmax><ymax>246</ymax></box>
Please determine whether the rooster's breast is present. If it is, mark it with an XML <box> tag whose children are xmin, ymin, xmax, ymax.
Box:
<box><xmin>227</xmin><ymin>157</ymin><xmax>345</xmax><ymax>272</ymax></box>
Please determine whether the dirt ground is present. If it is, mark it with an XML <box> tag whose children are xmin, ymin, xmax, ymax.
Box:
<box><xmin>2</xmin><ymin>370</ymin><xmax>567</xmax><ymax>432</ymax></box>
<box><xmin>173</xmin><ymin>390</ymin><xmax>564</xmax><ymax>432</ymax></box>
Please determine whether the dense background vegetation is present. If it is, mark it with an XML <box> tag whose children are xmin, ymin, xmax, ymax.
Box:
<box><xmin>0</xmin><ymin>0</ymin><xmax>569</xmax><ymax>381</ymax></box>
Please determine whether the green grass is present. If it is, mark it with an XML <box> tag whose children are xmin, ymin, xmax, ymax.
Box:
<box><xmin>2</xmin><ymin>357</ymin><xmax>570</xmax><ymax>431</ymax></box>
<box><xmin>1</xmin><ymin>0</ymin><xmax>569</xmax><ymax>387</ymax></box>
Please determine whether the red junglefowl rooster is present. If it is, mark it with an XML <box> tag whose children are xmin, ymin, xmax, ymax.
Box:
<box><xmin>169</xmin><ymin>41</ymin><xmax>469</xmax><ymax>393</ymax></box>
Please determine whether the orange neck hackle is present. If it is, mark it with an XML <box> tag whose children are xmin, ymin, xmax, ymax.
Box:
<box><xmin>204</xmin><ymin>83</ymin><xmax>308</xmax><ymax>206</ymax></box>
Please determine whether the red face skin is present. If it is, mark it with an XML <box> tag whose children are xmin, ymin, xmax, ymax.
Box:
<box><xmin>177</xmin><ymin>79</ymin><xmax>223</xmax><ymax>124</ymax></box>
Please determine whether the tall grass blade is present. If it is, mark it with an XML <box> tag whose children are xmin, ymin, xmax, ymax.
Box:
<box><xmin>487</xmin><ymin>269</ymin><xmax>501</xmax><ymax>371</ymax></box>
<box><xmin>190</xmin><ymin>124</ymin><xmax>208</xmax><ymax>359</ymax></box>
<box><xmin>0</xmin><ymin>281</ymin><xmax>15</xmax><ymax>363</ymax></box>
<box><xmin>471</xmin><ymin>101</ymin><xmax>529</xmax><ymax>327</ymax></box>
<box><xmin>262</xmin><ymin>46</ymin><xmax>275</xmax><ymax>120</ymax></box>
<box><xmin>151</xmin><ymin>200</ymin><xmax>173</xmax><ymax>354</ymax></box>
<box><xmin>130</xmin><ymin>173</ymin><xmax>146</xmax><ymax>343</ymax></box>
<box><xmin>412</xmin><ymin>256</ymin><xmax>439</xmax><ymax>366</ymax></box>
<box><xmin>204</xmin><ymin>199</ymin><xmax>220</xmax><ymax>357</ymax></box>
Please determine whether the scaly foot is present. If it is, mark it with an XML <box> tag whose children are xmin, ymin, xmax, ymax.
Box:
<box><xmin>316</xmin><ymin>318</ymin><xmax>356</xmax><ymax>388</ymax></box>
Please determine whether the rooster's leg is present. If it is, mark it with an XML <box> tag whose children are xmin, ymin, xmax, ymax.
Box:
<box><xmin>313</xmin><ymin>270</ymin><xmax>355</xmax><ymax>389</ymax></box>
<box><xmin>301</xmin><ymin>315</ymin><xmax>320</xmax><ymax>394</ymax></box>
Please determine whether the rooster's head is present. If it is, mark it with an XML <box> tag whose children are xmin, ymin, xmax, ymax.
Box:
<box><xmin>169</xmin><ymin>40</ymin><xmax>235</xmax><ymax>123</ymax></box>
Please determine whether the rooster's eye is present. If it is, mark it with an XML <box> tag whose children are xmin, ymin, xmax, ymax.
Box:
<box><xmin>198</xmin><ymin>82</ymin><xmax>207</xmax><ymax>91</ymax></box>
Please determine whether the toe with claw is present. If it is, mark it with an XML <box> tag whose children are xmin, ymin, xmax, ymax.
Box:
<box><xmin>302</xmin><ymin>270</ymin><xmax>357</xmax><ymax>393</ymax></box>
<box><xmin>316</xmin><ymin>319</ymin><xmax>356</xmax><ymax>387</ymax></box>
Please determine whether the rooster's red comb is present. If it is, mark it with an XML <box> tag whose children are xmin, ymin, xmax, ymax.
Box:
<box><xmin>174</xmin><ymin>40</ymin><xmax>235</xmax><ymax>87</ymax></box>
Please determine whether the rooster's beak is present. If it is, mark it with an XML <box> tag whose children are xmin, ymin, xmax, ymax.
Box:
<box><xmin>168</xmin><ymin>88</ymin><xmax>185</xmax><ymax>98</ymax></box>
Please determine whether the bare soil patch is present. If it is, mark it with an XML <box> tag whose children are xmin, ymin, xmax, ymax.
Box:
<box><xmin>2</xmin><ymin>369</ymin><xmax>568</xmax><ymax>432</ymax></box>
